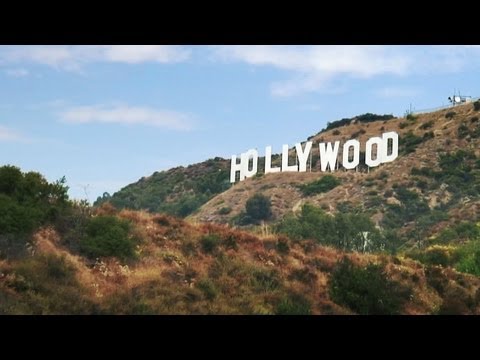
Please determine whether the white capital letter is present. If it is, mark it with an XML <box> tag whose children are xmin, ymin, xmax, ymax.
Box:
<box><xmin>243</xmin><ymin>149</ymin><xmax>258</xmax><ymax>179</ymax></box>
<box><xmin>382</xmin><ymin>131</ymin><xmax>399</xmax><ymax>163</ymax></box>
<box><xmin>319</xmin><ymin>141</ymin><xmax>340</xmax><ymax>172</ymax></box>
<box><xmin>342</xmin><ymin>139</ymin><xmax>360</xmax><ymax>170</ymax></box>
<box><xmin>365</xmin><ymin>136</ymin><xmax>383</xmax><ymax>168</ymax></box>
<box><xmin>265</xmin><ymin>146</ymin><xmax>281</xmax><ymax>174</ymax></box>
<box><xmin>296</xmin><ymin>142</ymin><xmax>312</xmax><ymax>172</ymax></box>
<box><xmin>230</xmin><ymin>154</ymin><xmax>244</xmax><ymax>183</ymax></box>
<box><xmin>282</xmin><ymin>144</ymin><xmax>298</xmax><ymax>172</ymax></box>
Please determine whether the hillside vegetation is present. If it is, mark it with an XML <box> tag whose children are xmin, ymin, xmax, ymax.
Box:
<box><xmin>94</xmin><ymin>157</ymin><xmax>231</xmax><ymax>217</ymax></box>
<box><xmin>0</xmin><ymin>179</ymin><xmax>479</xmax><ymax>314</ymax></box>
<box><xmin>2</xmin><ymin>102</ymin><xmax>480</xmax><ymax>314</ymax></box>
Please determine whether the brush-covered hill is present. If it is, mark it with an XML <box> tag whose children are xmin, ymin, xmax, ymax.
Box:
<box><xmin>2</xmin><ymin>162</ymin><xmax>480</xmax><ymax>314</ymax></box>
<box><xmin>2</xmin><ymin>202</ymin><xmax>480</xmax><ymax>315</ymax></box>
<box><xmin>192</xmin><ymin>102</ymin><xmax>480</xmax><ymax>241</ymax></box>
<box><xmin>94</xmin><ymin>157</ymin><xmax>231</xmax><ymax>217</ymax></box>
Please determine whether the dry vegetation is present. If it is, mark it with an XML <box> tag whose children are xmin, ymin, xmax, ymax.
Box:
<box><xmin>1</xmin><ymin>205</ymin><xmax>480</xmax><ymax>315</ymax></box>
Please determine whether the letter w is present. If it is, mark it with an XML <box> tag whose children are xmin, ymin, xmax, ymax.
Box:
<box><xmin>319</xmin><ymin>141</ymin><xmax>340</xmax><ymax>172</ymax></box>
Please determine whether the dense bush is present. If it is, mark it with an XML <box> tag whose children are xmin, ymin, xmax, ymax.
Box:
<box><xmin>244</xmin><ymin>194</ymin><xmax>272</xmax><ymax>223</ymax></box>
<box><xmin>324</xmin><ymin>113</ymin><xmax>395</xmax><ymax>132</ymax></box>
<box><xmin>275</xmin><ymin>293</ymin><xmax>312</xmax><ymax>315</ymax></box>
<box><xmin>329</xmin><ymin>257</ymin><xmax>408</xmax><ymax>315</ymax></box>
<box><xmin>458</xmin><ymin>123</ymin><xmax>470</xmax><ymax>139</ymax></box>
<box><xmin>382</xmin><ymin>186</ymin><xmax>430</xmax><ymax>229</ymax></box>
<box><xmin>399</xmin><ymin>131</ymin><xmax>425</xmax><ymax>155</ymax></box>
<box><xmin>298</xmin><ymin>175</ymin><xmax>341</xmax><ymax>196</ymax></box>
<box><xmin>435</xmin><ymin>222</ymin><xmax>480</xmax><ymax>244</ymax></box>
<box><xmin>474</xmin><ymin>101</ymin><xmax>480</xmax><ymax>112</ymax></box>
<box><xmin>406</xmin><ymin>113</ymin><xmax>417</xmax><ymax>122</ymax></box>
<box><xmin>408</xmin><ymin>246</ymin><xmax>456</xmax><ymax>267</ymax></box>
<box><xmin>0</xmin><ymin>166</ymin><xmax>70</xmax><ymax>258</ymax></box>
<box><xmin>455</xmin><ymin>240</ymin><xmax>480</xmax><ymax>276</ymax></box>
<box><xmin>79</xmin><ymin>216</ymin><xmax>138</xmax><ymax>261</ymax></box>
<box><xmin>420</xmin><ymin>120</ymin><xmax>434</xmax><ymax>130</ymax></box>
<box><xmin>445</xmin><ymin>111</ymin><xmax>456</xmax><ymax>119</ymax></box>
<box><xmin>217</xmin><ymin>207</ymin><xmax>232</xmax><ymax>215</ymax></box>
<box><xmin>277</xmin><ymin>204</ymin><xmax>385</xmax><ymax>252</ymax></box>
<box><xmin>200</xmin><ymin>234</ymin><xmax>221</xmax><ymax>254</ymax></box>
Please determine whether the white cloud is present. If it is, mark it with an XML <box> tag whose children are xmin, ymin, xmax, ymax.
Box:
<box><xmin>212</xmin><ymin>45</ymin><xmax>480</xmax><ymax>97</ymax></box>
<box><xmin>213</xmin><ymin>46</ymin><xmax>412</xmax><ymax>96</ymax></box>
<box><xmin>60</xmin><ymin>104</ymin><xmax>193</xmax><ymax>131</ymax></box>
<box><xmin>376</xmin><ymin>86</ymin><xmax>421</xmax><ymax>98</ymax></box>
<box><xmin>5</xmin><ymin>68</ymin><xmax>29</xmax><ymax>77</ymax></box>
<box><xmin>0</xmin><ymin>45</ymin><xmax>190</xmax><ymax>71</ymax></box>
<box><xmin>0</xmin><ymin>125</ymin><xmax>26</xmax><ymax>142</ymax></box>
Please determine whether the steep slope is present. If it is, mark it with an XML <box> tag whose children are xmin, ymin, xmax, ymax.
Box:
<box><xmin>192</xmin><ymin>103</ymin><xmax>480</xmax><ymax>239</ymax></box>
<box><xmin>94</xmin><ymin>157</ymin><xmax>231</xmax><ymax>217</ymax></box>
<box><xmin>2</xmin><ymin>205</ymin><xmax>480</xmax><ymax>315</ymax></box>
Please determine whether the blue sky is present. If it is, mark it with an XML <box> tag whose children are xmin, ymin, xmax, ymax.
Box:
<box><xmin>1</xmin><ymin>45</ymin><xmax>479</xmax><ymax>201</ymax></box>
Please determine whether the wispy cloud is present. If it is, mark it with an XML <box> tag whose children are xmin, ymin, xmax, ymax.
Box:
<box><xmin>59</xmin><ymin>104</ymin><xmax>193</xmax><ymax>131</ymax></box>
<box><xmin>0</xmin><ymin>125</ymin><xmax>28</xmax><ymax>142</ymax></box>
<box><xmin>0</xmin><ymin>45</ymin><xmax>190</xmax><ymax>71</ymax></box>
<box><xmin>376</xmin><ymin>86</ymin><xmax>421</xmax><ymax>99</ymax></box>
<box><xmin>211</xmin><ymin>45</ymin><xmax>480</xmax><ymax>97</ymax></box>
<box><xmin>212</xmin><ymin>46</ymin><xmax>412</xmax><ymax>96</ymax></box>
<box><xmin>4</xmin><ymin>67</ymin><xmax>29</xmax><ymax>77</ymax></box>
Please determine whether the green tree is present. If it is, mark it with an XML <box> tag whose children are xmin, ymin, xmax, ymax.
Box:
<box><xmin>329</xmin><ymin>258</ymin><xmax>408</xmax><ymax>315</ymax></box>
<box><xmin>245</xmin><ymin>193</ymin><xmax>272</xmax><ymax>223</ymax></box>
<box><xmin>79</xmin><ymin>216</ymin><xmax>138</xmax><ymax>261</ymax></box>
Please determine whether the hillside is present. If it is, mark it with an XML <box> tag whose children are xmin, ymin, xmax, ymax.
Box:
<box><xmin>2</xmin><ymin>203</ymin><xmax>480</xmax><ymax>315</ymax></box>
<box><xmin>94</xmin><ymin>157</ymin><xmax>231</xmax><ymax>217</ymax></box>
<box><xmin>2</xmin><ymin>102</ymin><xmax>480</xmax><ymax>314</ymax></box>
<box><xmin>191</xmin><ymin>103</ymin><xmax>480</xmax><ymax>242</ymax></box>
<box><xmin>2</xmin><ymin>139</ymin><xmax>480</xmax><ymax>314</ymax></box>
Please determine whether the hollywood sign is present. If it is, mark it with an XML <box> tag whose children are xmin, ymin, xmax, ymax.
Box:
<box><xmin>230</xmin><ymin>132</ymin><xmax>399</xmax><ymax>183</ymax></box>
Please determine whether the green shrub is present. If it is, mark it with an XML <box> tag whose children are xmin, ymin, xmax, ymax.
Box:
<box><xmin>446</xmin><ymin>111</ymin><xmax>456</xmax><ymax>119</ymax></box>
<box><xmin>435</xmin><ymin>222</ymin><xmax>480</xmax><ymax>244</ymax></box>
<box><xmin>276</xmin><ymin>236</ymin><xmax>290</xmax><ymax>255</ymax></box>
<box><xmin>329</xmin><ymin>258</ymin><xmax>408</xmax><ymax>315</ymax></box>
<box><xmin>471</xmin><ymin>116</ymin><xmax>479</xmax><ymax>123</ymax></box>
<box><xmin>332</xmin><ymin>129</ymin><xmax>341</xmax><ymax>136</ymax></box>
<box><xmin>474</xmin><ymin>101</ymin><xmax>480</xmax><ymax>112</ymax></box>
<box><xmin>0</xmin><ymin>166</ymin><xmax>70</xmax><ymax>258</ymax></box>
<box><xmin>399</xmin><ymin>131</ymin><xmax>424</xmax><ymax>154</ymax></box>
<box><xmin>421</xmin><ymin>247</ymin><xmax>454</xmax><ymax>267</ymax></box>
<box><xmin>406</xmin><ymin>113</ymin><xmax>417</xmax><ymax>122</ymax></box>
<box><xmin>420</xmin><ymin>120</ymin><xmax>434</xmax><ymax>130</ymax></box>
<box><xmin>351</xmin><ymin>129</ymin><xmax>366</xmax><ymax>139</ymax></box>
<box><xmin>423</xmin><ymin>131</ymin><xmax>434</xmax><ymax>140</ymax></box>
<box><xmin>298</xmin><ymin>175</ymin><xmax>341</xmax><ymax>196</ymax></box>
<box><xmin>200</xmin><ymin>234</ymin><xmax>221</xmax><ymax>254</ymax></box>
<box><xmin>79</xmin><ymin>216</ymin><xmax>138</xmax><ymax>261</ymax></box>
<box><xmin>455</xmin><ymin>240</ymin><xmax>480</xmax><ymax>276</ymax></box>
<box><xmin>218</xmin><ymin>207</ymin><xmax>232</xmax><ymax>215</ymax></box>
<box><xmin>245</xmin><ymin>194</ymin><xmax>272</xmax><ymax>223</ymax></box>
<box><xmin>196</xmin><ymin>278</ymin><xmax>218</xmax><ymax>300</ymax></box>
<box><xmin>458</xmin><ymin>123</ymin><xmax>469</xmax><ymax>139</ymax></box>
<box><xmin>277</xmin><ymin>204</ymin><xmax>385</xmax><ymax>252</ymax></box>
<box><xmin>275</xmin><ymin>293</ymin><xmax>312</xmax><ymax>315</ymax></box>
<box><xmin>399</xmin><ymin>122</ymin><xmax>408</xmax><ymax>129</ymax></box>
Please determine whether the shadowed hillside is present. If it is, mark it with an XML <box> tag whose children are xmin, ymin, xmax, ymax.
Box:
<box><xmin>94</xmin><ymin>157</ymin><xmax>231</xmax><ymax>217</ymax></box>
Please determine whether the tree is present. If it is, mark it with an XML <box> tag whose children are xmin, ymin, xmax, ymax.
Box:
<box><xmin>245</xmin><ymin>193</ymin><xmax>272</xmax><ymax>223</ymax></box>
